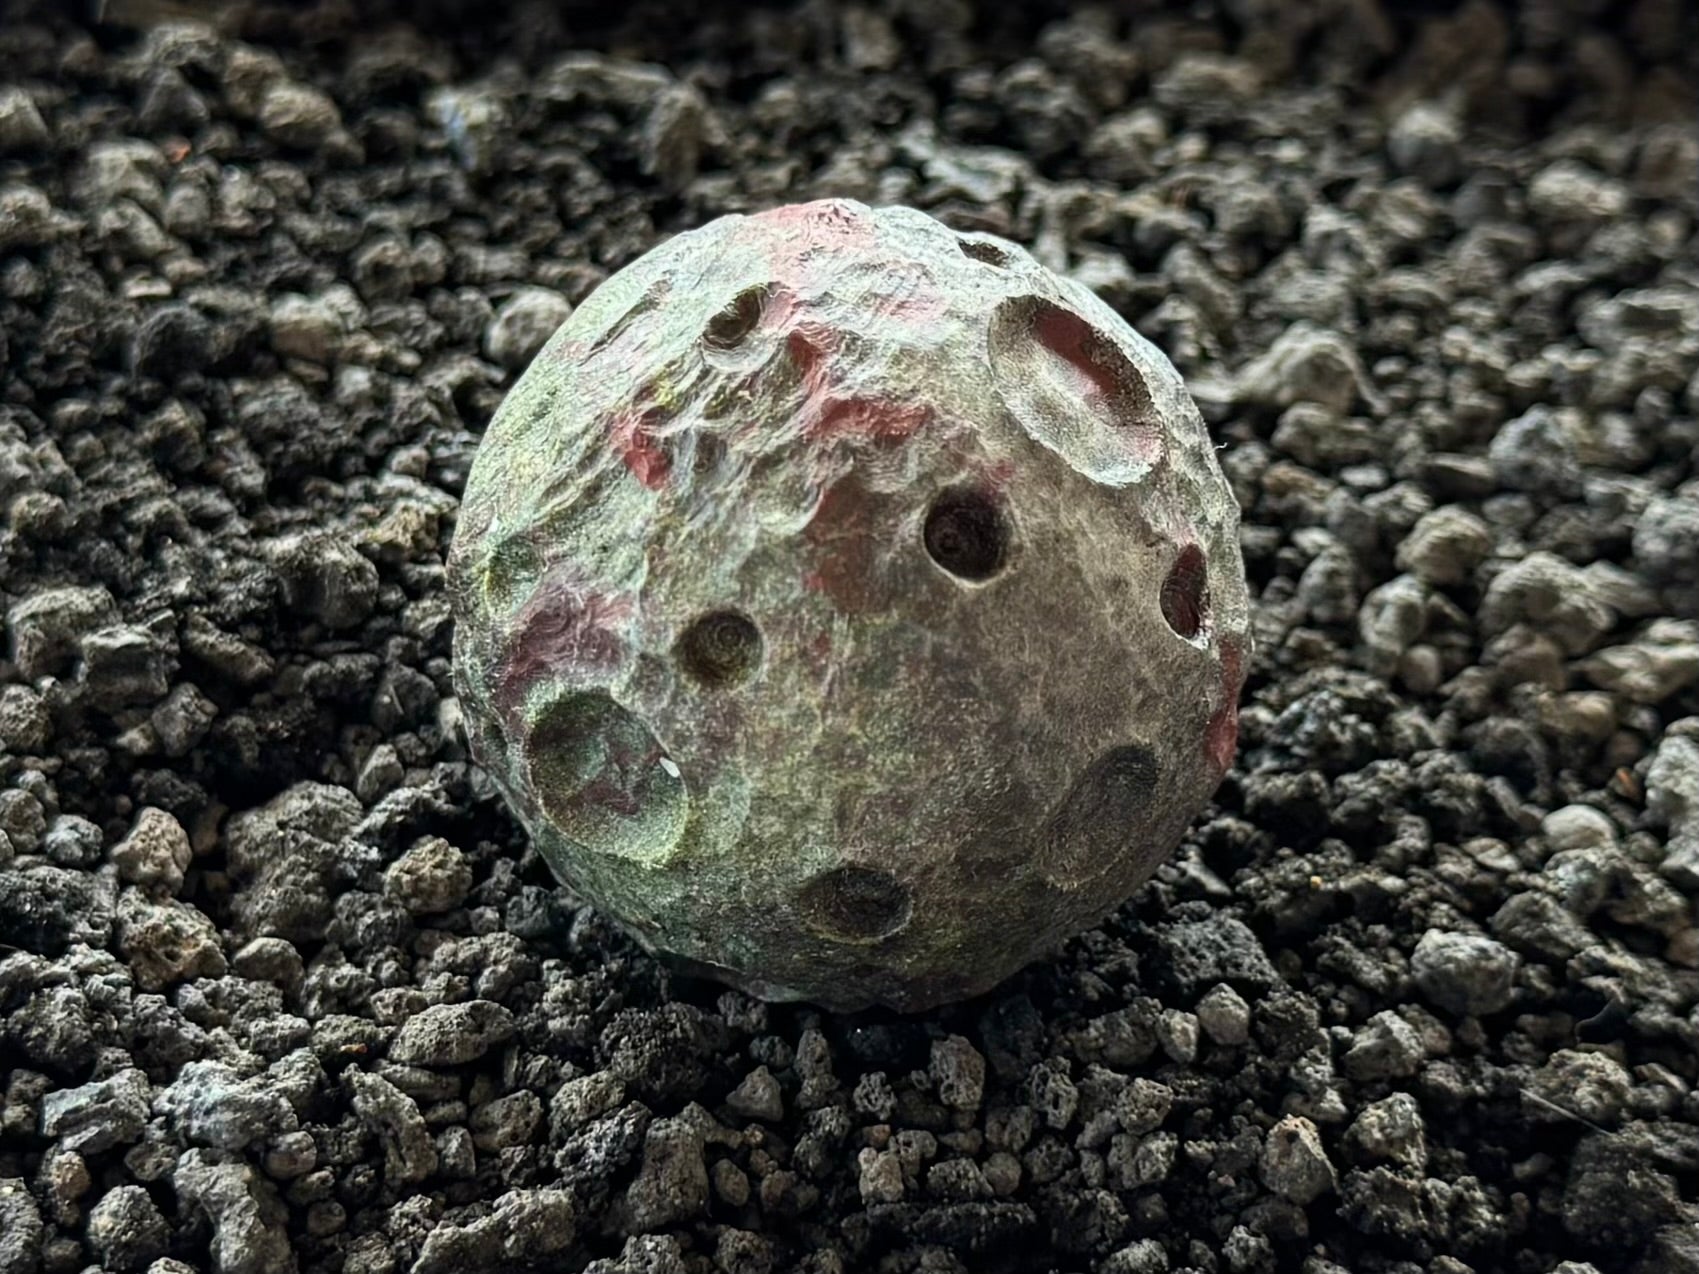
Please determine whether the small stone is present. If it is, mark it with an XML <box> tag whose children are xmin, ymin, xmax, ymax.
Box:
<box><xmin>1156</xmin><ymin>1008</ymin><xmax>1199</xmax><ymax>1063</ymax></box>
<box><xmin>1260</xmin><ymin>1115</ymin><xmax>1336</xmax><ymax>1204</ymax></box>
<box><xmin>41</xmin><ymin>813</ymin><xmax>101</xmax><ymax>868</ymax></box>
<box><xmin>1102</xmin><ymin>1238</ymin><xmax>1171</xmax><ymax>1274</ymax></box>
<box><xmin>231</xmin><ymin>938</ymin><xmax>306</xmax><ymax>1000</ymax></box>
<box><xmin>1195</xmin><ymin>983</ymin><xmax>1251</xmax><ymax>1046</ymax></box>
<box><xmin>347</xmin><ymin>1070</ymin><xmax>437</xmax><ymax>1184</ymax></box>
<box><xmin>383</xmin><ymin>836</ymin><xmax>473</xmax><ymax>915</ymax></box>
<box><xmin>857</xmin><ymin>1147</ymin><xmax>905</xmax><ymax>1204</ymax></box>
<box><xmin>434</xmin><ymin>1125</ymin><xmax>476</xmax><ymax>1180</ymax></box>
<box><xmin>412</xmin><ymin>1190</ymin><xmax>575</xmax><ymax>1273</ymax></box>
<box><xmin>1343</xmin><ymin>1093</ymin><xmax>1426</xmax><ymax>1169</ymax></box>
<box><xmin>171</xmin><ymin>1151</ymin><xmax>295</xmax><ymax>1274</ymax></box>
<box><xmin>1579</xmin><ymin>620</ymin><xmax>1699</xmax><ymax>704</ymax></box>
<box><xmin>1528</xmin><ymin>159</ymin><xmax>1629</xmax><ymax>228</ymax></box>
<box><xmin>623</xmin><ymin>1114</ymin><xmax>709</xmax><ymax>1230</ymax></box>
<box><xmin>550</xmin><ymin>1072</ymin><xmax>625</xmax><ymax>1139</ymax></box>
<box><xmin>262</xmin><ymin>1129</ymin><xmax>316</xmax><ymax>1180</ymax></box>
<box><xmin>982</xmin><ymin>1150</ymin><xmax>1022</xmax><ymax>1197</ymax></box>
<box><xmin>1647</xmin><ymin>727</ymin><xmax>1699</xmax><ymax>832</ymax></box>
<box><xmin>269</xmin><ymin>294</ymin><xmax>346</xmax><ymax>364</ymax></box>
<box><xmin>483</xmin><ymin>287</ymin><xmax>573</xmax><ymax>370</ymax></box>
<box><xmin>793</xmin><ymin>1027</ymin><xmax>837</xmax><ymax>1109</ymax></box>
<box><xmin>851</xmin><ymin>1072</ymin><xmax>896</xmax><ymax>1122</ymax></box>
<box><xmin>0</xmin><ymin>184</ymin><xmax>68</xmax><ymax>252</ymax></box>
<box><xmin>78</xmin><ymin>625</ymin><xmax>172</xmax><ymax>705</ymax></box>
<box><xmin>1489</xmin><ymin>407</ymin><xmax>1583</xmax><ymax>498</ymax></box>
<box><xmin>1541</xmin><ymin>805</ymin><xmax>1617</xmax><ymax>853</ymax></box>
<box><xmin>1235</xmin><ymin>322</ymin><xmax>1374</xmax><ymax>415</ymax></box>
<box><xmin>112</xmin><ymin>807</ymin><xmax>192</xmax><ymax>895</ymax></box>
<box><xmin>131</xmin><ymin>305</ymin><xmax>213</xmax><ymax>381</ymax></box>
<box><xmin>389</xmin><ymin>1000</ymin><xmax>515</xmax><ymax>1066</ymax></box>
<box><xmin>0</xmin><ymin>790</ymin><xmax>45</xmax><ymax>857</ymax></box>
<box><xmin>258</xmin><ymin>81</ymin><xmax>342</xmax><ymax>149</ymax></box>
<box><xmin>151</xmin><ymin>683</ymin><xmax>217</xmax><ymax>758</ymax></box>
<box><xmin>1395</xmin><ymin>507</ymin><xmax>1492</xmax><ymax>586</ymax></box>
<box><xmin>1387</xmin><ymin>102</ymin><xmax>1461</xmax><ymax>187</ymax></box>
<box><xmin>155</xmin><ymin>1061</ymin><xmax>297</xmax><ymax>1152</ymax></box>
<box><xmin>0</xmin><ymin>1180</ymin><xmax>44</xmax><ymax>1274</ymax></box>
<box><xmin>39</xmin><ymin>1069</ymin><xmax>151</xmax><ymax>1154</ymax></box>
<box><xmin>470</xmin><ymin>1090</ymin><xmax>542</xmax><ymax>1152</ymax></box>
<box><xmin>1113</xmin><ymin>1079</ymin><xmax>1173</xmax><ymax>1136</ymax></box>
<box><xmin>929</xmin><ymin>1035</ymin><xmax>987</xmax><ymax>1112</ymax></box>
<box><xmin>926</xmin><ymin>1157</ymin><xmax>992</xmax><ymax>1202</ymax></box>
<box><xmin>356</xmin><ymin>743</ymin><xmax>405</xmax><ymax>804</ymax></box>
<box><xmin>265</xmin><ymin>532</ymin><xmax>379</xmax><ymax>631</ymax></box>
<box><xmin>1479</xmin><ymin>552</ymin><xmax>1613</xmax><ymax>656</ymax></box>
<box><xmin>639</xmin><ymin>84</ymin><xmax>710</xmax><ymax>190</ymax></box>
<box><xmin>714</xmin><ymin>1228</ymin><xmax>773</xmax><ymax>1274</ymax></box>
<box><xmin>711</xmin><ymin>1158</ymin><xmax>749</xmax><ymax>1207</ymax></box>
<box><xmin>1523</xmin><ymin>1050</ymin><xmax>1631</xmax><ymax>1129</ymax></box>
<box><xmin>428</xmin><ymin>85</ymin><xmax>507</xmax><ymax>175</ymax></box>
<box><xmin>1633</xmin><ymin>494</ymin><xmax>1699</xmax><ymax>617</ymax></box>
<box><xmin>87</xmin><ymin>1186</ymin><xmax>170</xmax><ymax>1273</ymax></box>
<box><xmin>0</xmin><ymin>685</ymin><xmax>51</xmax><ymax>754</ymax></box>
<box><xmin>1490</xmin><ymin>890</ymin><xmax>1595</xmax><ymax>961</ymax></box>
<box><xmin>1113</xmin><ymin>1131</ymin><xmax>1176</xmax><ymax>1189</ymax></box>
<box><xmin>0</xmin><ymin>88</ymin><xmax>49</xmax><ymax>151</ymax></box>
<box><xmin>1342</xmin><ymin>1011</ymin><xmax>1424</xmax><ymax>1081</ymax></box>
<box><xmin>1410</xmin><ymin>930</ymin><xmax>1518</xmax><ymax>1017</ymax></box>
<box><xmin>1157</xmin><ymin>915</ymin><xmax>1280</xmax><ymax>994</ymax></box>
<box><xmin>39</xmin><ymin>1143</ymin><xmax>90</xmax><ymax>1224</ymax></box>
<box><xmin>725</xmin><ymin>1066</ymin><xmax>783</xmax><ymax>1123</ymax></box>
<box><xmin>8</xmin><ymin>586</ymin><xmax>117</xmax><ymax>680</ymax></box>
<box><xmin>115</xmin><ymin>890</ymin><xmax>226</xmax><ymax>991</ymax></box>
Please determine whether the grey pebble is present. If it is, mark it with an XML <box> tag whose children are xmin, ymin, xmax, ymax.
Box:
<box><xmin>172</xmin><ymin>1151</ymin><xmax>295</xmax><ymax>1274</ymax></box>
<box><xmin>87</xmin><ymin>1185</ymin><xmax>170</xmax><ymax>1273</ymax></box>
<box><xmin>40</xmin><ymin>1069</ymin><xmax>151</xmax><ymax>1155</ymax></box>
<box><xmin>1410</xmin><ymin>930</ymin><xmax>1519</xmax><ymax>1017</ymax></box>
<box><xmin>390</xmin><ymin>1000</ymin><xmax>515</xmax><ymax>1066</ymax></box>
<box><xmin>483</xmin><ymin>287</ymin><xmax>573</xmax><ymax>371</ymax></box>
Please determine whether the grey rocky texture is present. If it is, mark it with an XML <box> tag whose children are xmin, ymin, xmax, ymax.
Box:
<box><xmin>86</xmin><ymin>1185</ymin><xmax>171</xmax><ymax>1273</ymax></box>
<box><xmin>0</xmin><ymin>3</ymin><xmax>1695</xmax><ymax>1274</ymax></box>
<box><xmin>1409</xmin><ymin>930</ymin><xmax>1521</xmax><ymax>1017</ymax></box>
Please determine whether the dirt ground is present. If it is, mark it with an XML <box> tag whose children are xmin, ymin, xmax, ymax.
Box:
<box><xmin>1</xmin><ymin>2</ymin><xmax>1697</xmax><ymax>1273</ymax></box>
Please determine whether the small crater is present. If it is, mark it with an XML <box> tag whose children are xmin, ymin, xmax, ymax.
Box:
<box><xmin>923</xmin><ymin>487</ymin><xmax>1010</xmax><ymax>582</ymax></box>
<box><xmin>797</xmin><ymin>865</ymin><xmax>913</xmax><ymax>944</ymax></box>
<box><xmin>690</xmin><ymin>433</ymin><xmax>727</xmax><ymax>481</ymax></box>
<box><xmin>1161</xmin><ymin>545</ymin><xmax>1210</xmax><ymax>641</ymax></box>
<box><xmin>676</xmin><ymin>610</ymin><xmax>763</xmax><ymax>687</ymax></box>
<box><xmin>989</xmin><ymin>295</ymin><xmax>1164</xmax><ymax>483</ymax></box>
<box><xmin>525</xmin><ymin>690</ymin><xmax>687</xmax><ymax>865</ymax></box>
<box><xmin>958</xmin><ymin>236</ymin><xmax>1013</xmax><ymax>268</ymax></box>
<box><xmin>1037</xmin><ymin>744</ymin><xmax>1160</xmax><ymax>887</ymax></box>
<box><xmin>588</xmin><ymin>276</ymin><xmax>672</xmax><ymax>357</ymax></box>
<box><xmin>703</xmin><ymin>285</ymin><xmax>769</xmax><ymax>352</ymax></box>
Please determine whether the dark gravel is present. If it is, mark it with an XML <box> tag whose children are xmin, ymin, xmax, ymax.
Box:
<box><xmin>2</xmin><ymin>2</ymin><xmax>1697</xmax><ymax>1273</ymax></box>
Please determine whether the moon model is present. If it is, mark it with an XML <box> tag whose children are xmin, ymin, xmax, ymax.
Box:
<box><xmin>448</xmin><ymin>199</ymin><xmax>1250</xmax><ymax>1012</ymax></box>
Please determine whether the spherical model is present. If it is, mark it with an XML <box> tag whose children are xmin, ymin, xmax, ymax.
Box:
<box><xmin>449</xmin><ymin>199</ymin><xmax>1250</xmax><ymax>1012</ymax></box>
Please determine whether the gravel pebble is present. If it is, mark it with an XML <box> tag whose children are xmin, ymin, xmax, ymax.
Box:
<box><xmin>484</xmin><ymin>287</ymin><xmax>573</xmax><ymax>370</ymax></box>
<box><xmin>1410</xmin><ymin>930</ymin><xmax>1520</xmax><ymax>1017</ymax></box>
<box><xmin>390</xmin><ymin>1000</ymin><xmax>515</xmax><ymax>1066</ymax></box>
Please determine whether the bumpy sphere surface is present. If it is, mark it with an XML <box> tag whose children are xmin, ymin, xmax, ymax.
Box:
<box><xmin>449</xmin><ymin>200</ymin><xmax>1250</xmax><ymax>1012</ymax></box>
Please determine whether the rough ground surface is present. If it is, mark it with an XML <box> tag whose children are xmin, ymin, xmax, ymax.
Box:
<box><xmin>0</xmin><ymin>3</ymin><xmax>1696</xmax><ymax>1274</ymax></box>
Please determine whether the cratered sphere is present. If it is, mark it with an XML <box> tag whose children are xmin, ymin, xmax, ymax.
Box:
<box><xmin>449</xmin><ymin>199</ymin><xmax>1250</xmax><ymax>1012</ymax></box>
